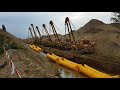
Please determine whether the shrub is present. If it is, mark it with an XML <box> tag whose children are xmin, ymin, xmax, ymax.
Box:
<box><xmin>10</xmin><ymin>42</ymin><xmax>19</xmax><ymax>49</ymax></box>
<box><xmin>0</xmin><ymin>36</ymin><xmax>4</xmax><ymax>47</ymax></box>
<box><xmin>0</xmin><ymin>47</ymin><xmax>4</xmax><ymax>55</ymax></box>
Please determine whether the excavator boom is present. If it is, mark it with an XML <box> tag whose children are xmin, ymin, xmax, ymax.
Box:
<box><xmin>49</xmin><ymin>21</ymin><xmax>60</xmax><ymax>43</ymax></box>
<box><xmin>42</xmin><ymin>24</ymin><xmax>52</xmax><ymax>42</ymax></box>
<box><xmin>31</xmin><ymin>24</ymin><xmax>37</xmax><ymax>39</ymax></box>
<box><xmin>29</xmin><ymin>27</ymin><xmax>34</xmax><ymax>39</ymax></box>
<box><xmin>65</xmin><ymin>17</ymin><xmax>75</xmax><ymax>43</ymax></box>
<box><xmin>36</xmin><ymin>26</ymin><xmax>42</xmax><ymax>38</ymax></box>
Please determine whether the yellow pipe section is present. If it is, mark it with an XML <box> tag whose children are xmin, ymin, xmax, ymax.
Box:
<box><xmin>47</xmin><ymin>53</ymin><xmax>59</xmax><ymax>63</ymax></box>
<box><xmin>84</xmin><ymin>64</ymin><xmax>119</xmax><ymax>78</ymax></box>
<box><xmin>29</xmin><ymin>45</ymin><xmax>42</xmax><ymax>52</ymax></box>
<box><xmin>52</xmin><ymin>53</ymin><xmax>79</xmax><ymax>66</ymax></box>
<box><xmin>58</xmin><ymin>58</ymin><xmax>79</xmax><ymax>72</ymax></box>
<box><xmin>78</xmin><ymin>64</ymin><xmax>109</xmax><ymax>78</ymax></box>
<box><xmin>49</xmin><ymin>53</ymin><xmax>107</xmax><ymax>78</ymax></box>
<box><xmin>47</xmin><ymin>53</ymin><xmax>79</xmax><ymax>71</ymax></box>
<box><xmin>84</xmin><ymin>64</ymin><xmax>112</xmax><ymax>78</ymax></box>
<box><xmin>47</xmin><ymin>53</ymin><xmax>120</xmax><ymax>78</ymax></box>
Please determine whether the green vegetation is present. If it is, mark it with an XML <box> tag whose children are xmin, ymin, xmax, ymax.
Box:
<box><xmin>0</xmin><ymin>34</ymin><xmax>25</xmax><ymax>55</ymax></box>
<box><xmin>0</xmin><ymin>35</ymin><xmax>5</xmax><ymax>55</ymax></box>
<box><xmin>0</xmin><ymin>47</ymin><xmax>4</xmax><ymax>55</ymax></box>
<box><xmin>111</xmin><ymin>12</ymin><xmax>120</xmax><ymax>23</ymax></box>
<box><xmin>0</xmin><ymin>35</ymin><xmax>4</xmax><ymax>47</ymax></box>
<box><xmin>9</xmin><ymin>42</ymin><xmax>25</xmax><ymax>50</ymax></box>
<box><xmin>10</xmin><ymin>42</ymin><xmax>19</xmax><ymax>49</ymax></box>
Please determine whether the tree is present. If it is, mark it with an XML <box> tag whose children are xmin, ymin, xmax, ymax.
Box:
<box><xmin>111</xmin><ymin>12</ymin><xmax>120</xmax><ymax>23</ymax></box>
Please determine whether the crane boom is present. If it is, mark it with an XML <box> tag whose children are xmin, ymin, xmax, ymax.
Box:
<box><xmin>36</xmin><ymin>26</ymin><xmax>42</xmax><ymax>38</ymax></box>
<box><xmin>49</xmin><ymin>21</ymin><xmax>60</xmax><ymax>43</ymax></box>
<box><xmin>31</xmin><ymin>24</ymin><xmax>37</xmax><ymax>38</ymax></box>
<box><xmin>29</xmin><ymin>27</ymin><xmax>34</xmax><ymax>39</ymax></box>
<box><xmin>42</xmin><ymin>24</ymin><xmax>52</xmax><ymax>42</ymax></box>
<box><xmin>65</xmin><ymin>17</ymin><xmax>75</xmax><ymax>42</ymax></box>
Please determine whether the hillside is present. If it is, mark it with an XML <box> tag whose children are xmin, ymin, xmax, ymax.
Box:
<box><xmin>77</xmin><ymin>19</ymin><xmax>105</xmax><ymax>33</ymax></box>
<box><xmin>109</xmin><ymin>23</ymin><xmax>120</xmax><ymax>30</ymax></box>
<box><xmin>74</xmin><ymin>19</ymin><xmax>120</xmax><ymax>57</ymax></box>
<box><xmin>0</xmin><ymin>29</ymin><xmax>60</xmax><ymax>78</ymax></box>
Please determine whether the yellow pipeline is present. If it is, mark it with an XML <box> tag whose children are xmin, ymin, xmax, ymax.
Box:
<box><xmin>47</xmin><ymin>53</ymin><xmax>59</xmax><ymax>63</ymax></box>
<box><xmin>47</xmin><ymin>53</ymin><xmax>79</xmax><ymax>71</ymax></box>
<box><xmin>84</xmin><ymin>64</ymin><xmax>112</xmax><ymax>77</ymax></box>
<box><xmin>52</xmin><ymin>53</ymin><xmax>79</xmax><ymax>66</ymax></box>
<box><xmin>47</xmin><ymin>53</ymin><xmax>120</xmax><ymax>78</ymax></box>
<box><xmin>84</xmin><ymin>64</ymin><xmax>119</xmax><ymax>78</ymax></box>
<box><xmin>29</xmin><ymin>45</ymin><xmax>33</xmax><ymax>48</ymax></box>
<box><xmin>50</xmin><ymin>53</ymin><xmax>105</xmax><ymax>78</ymax></box>
<box><xmin>58</xmin><ymin>58</ymin><xmax>79</xmax><ymax>71</ymax></box>
<box><xmin>78</xmin><ymin>64</ymin><xmax>109</xmax><ymax>78</ymax></box>
<box><xmin>29</xmin><ymin>45</ymin><xmax>42</xmax><ymax>52</ymax></box>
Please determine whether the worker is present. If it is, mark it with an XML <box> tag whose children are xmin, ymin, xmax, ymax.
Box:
<box><xmin>2</xmin><ymin>25</ymin><xmax>6</xmax><ymax>32</ymax></box>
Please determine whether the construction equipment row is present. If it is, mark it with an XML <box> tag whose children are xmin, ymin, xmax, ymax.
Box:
<box><xmin>28</xmin><ymin>17</ymin><xmax>96</xmax><ymax>54</ymax></box>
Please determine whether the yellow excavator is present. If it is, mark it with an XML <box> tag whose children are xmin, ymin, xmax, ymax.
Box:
<box><xmin>65</xmin><ymin>17</ymin><xmax>96</xmax><ymax>53</ymax></box>
<box><xmin>42</xmin><ymin>24</ymin><xmax>55</xmax><ymax>47</ymax></box>
<box><xmin>49</xmin><ymin>20</ymin><xmax>63</xmax><ymax>48</ymax></box>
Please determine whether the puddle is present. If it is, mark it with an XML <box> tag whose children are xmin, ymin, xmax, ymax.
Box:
<box><xmin>40</xmin><ymin>52</ymin><xmax>47</xmax><ymax>57</ymax></box>
<box><xmin>57</xmin><ymin>65</ymin><xmax>88</xmax><ymax>78</ymax></box>
<box><xmin>58</xmin><ymin>69</ymin><xmax>76</xmax><ymax>78</ymax></box>
<box><xmin>39</xmin><ymin>52</ymin><xmax>88</xmax><ymax>78</ymax></box>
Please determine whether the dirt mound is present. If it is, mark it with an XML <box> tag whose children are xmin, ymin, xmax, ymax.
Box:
<box><xmin>96</xmin><ymin>24</ymin><xmax>120</xmax><ymax>33</ymax></box>
<box><xmin>77</xmin><ymin>19</ymin><xmax>105</xmax><ymax>33</ymax></box>
<box><xmin>109</xmin><ymin>23</ymin><xmax>120</xmax><ymax>30</ymax></box>
<box><xmin>70</xmin><ymin>19</ymin><xmax>120</xmax><ymax>58</ymax></box>
<box><xmin>77</xmin><ymin>19</ymin><xmax>120</xmax><ymax>34</ymax></box>
<box><xmin>85</xmin><ymin>28</ymin><xmax>103</xmax><ymax>34</ymax></box>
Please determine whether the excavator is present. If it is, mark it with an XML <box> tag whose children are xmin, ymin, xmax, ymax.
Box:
<box><xmin>35</xmin><ymin>26</ymin><xmax>43</xmax><ymax>45</ymax></box>
<box><xmin>30</xmin><ymin>24</ymin><xmax>43</xmax><ymax>45</ymax></box>
<box><xmin>29</xmin><ymin>27</ymin><xmax>34</xmax><ymax>39</ymax></box>
<box><xmin>65</xmin><ymin>17</ymin><xmax>76</xmax><ymax>43</ymax></box>
<box><xmin>36</xmin><ymin>26</ymin><xmax>42</xmax><ymax>39</ymax></box>
<box><xmin>31</xmin><ymin>24</ymin><xmax>37</xmax><ymax>39</ymax></box>
<box><xmin>49</xmin><ymin>20</ymin><xmax>64</xmax><ymax>49</ymax></box>
<box><xmin>28</xmin><ymin>17</ymin><xmax>96</xmax><ymax>54</ymax></box>
<box><xmin>42</xmin><ymin>24</ymin><xmax>55</xmax><ymax>47</ymax></box>
<box><xmin>28</xmin><ymin>27</ymin><xmax>35</xmax><ymax>44</ymax></box>
<box><xmin>65</xmin><ymin>17</ymin><xmax>96</xmax><ymax>53</ymax></box>
<box><xmin>49</xmin><ymin>21</ymin><xmax>61</xmax><ymax>43</ymax></box>
<box><xmin>64</xmin><ymin>17</ymin><xmax>76</xmax><ymax>50</ymax></box>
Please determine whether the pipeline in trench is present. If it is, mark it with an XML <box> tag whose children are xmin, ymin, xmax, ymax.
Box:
<box><xmin>39</xmin><ymin>52</ymin><xmax>88</xmax><ymax>78</ymax></box>
<box><xmin>29</xmin><ymin>45</ymin><xmax>120</xmax><ymax>78</ymax></box>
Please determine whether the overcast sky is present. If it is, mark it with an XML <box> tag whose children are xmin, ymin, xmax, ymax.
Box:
<box><xmin>0</xmin><ymin>12</ymin><xmax>112</xmax><ymax>39</ymax></box>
